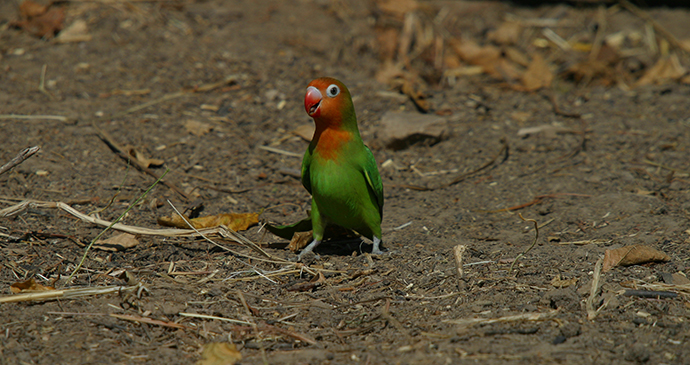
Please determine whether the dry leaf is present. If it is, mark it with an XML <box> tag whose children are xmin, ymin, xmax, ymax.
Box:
<box><xmin>196</xmin><ymin>342</ymin><xmax>242</xmax><ymax>365</ymax></box>
<box><xmin>520</xmin><ymin>54</ymin><xmax>553</xmax><ymax>91</ymax></box>
<box><xmin>10</xmin><ymin>278</ymin><xmax>55</xmax><ymax>293</ymax></box>
<box><xmin>551</xmin><ymin>275</ymin><xmax>578</xmax><ymax>288</ymax></box>
<box><xmin>158</xmin><ymin>212</ymin><xmax>259</xmax><ymax>231</ymax></box>
<box><xmin>19</xmin><ymin>0</ymin><xmax>46</xmax><ymax>17</ymax></box>
<box><xmin>488</xmin><ymin>21</ymin><xmax>522</xmax><ymax>46</ymax></box>
<box><xmin>55</xmin><ymin>19</ymin><xmax>92</xmax><ymax>43</ymax></box>
<box><xmin>603</xmin><ymin>245</ymin><xmax>671</xmax><ymax>272</ymax></box>
<box><xmin>125</xmin><ymin>146</ymin><xmax>164</xmax><ymax>168</ymax></box>
<box><xmin>93</xmin><ymin>233</ymin><xmax>139</xmax><ymax>251</ymax></box>
<box><xmin>636</xmin><ymin>53</ymin><xmax>687</xmax><ymax>87</ymax></box>
<box><xmin>292</xmin><ymin>124</ymin><xmax>315</xmax><ymax>141</ymax></box>
<box><xmin>185</xmin><ymin>120</ymin><xmax>213</xmax><ymax>136</ymax></box>
<box><xmin>287</xmin><ymin>231</ymin><xmax>313</xmax><ymax>252</ymax></box>
<box><xmin>12</xmin><ymin>1</ymin><xmax>64</xmax><ymax>39</ymax></box>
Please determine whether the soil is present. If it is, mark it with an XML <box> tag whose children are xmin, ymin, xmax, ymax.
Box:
<box><xmin>2</xmin><ymin>1</ymin><xmax>690</xmax><ymax>364</ymax></box>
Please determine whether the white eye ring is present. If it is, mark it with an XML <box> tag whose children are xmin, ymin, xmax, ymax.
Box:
<box><xmin>326</xmin><ymin>84</ymin><xmax>340</xmax><ymax>97</ymax></box>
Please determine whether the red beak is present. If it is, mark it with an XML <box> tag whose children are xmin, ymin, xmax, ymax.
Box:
<box><xmin>305</xmin><ymin>86</ymin><xmax>322</xmax><ymax>117</ymax></box>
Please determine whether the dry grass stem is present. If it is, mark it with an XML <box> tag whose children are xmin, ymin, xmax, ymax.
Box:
<box><xmin>453</xmin><ymin>244</ymin><xmax>467</xmax><ymax>279</ymax></box>
<box><xmin>586</xmin><ymin>256</ymin><xmax>605</xmax><ymax>320</ymax></box>
<box><xmin>443</xmin><ymin>310</ymin><xmax>558</xmax><ymax>326</ymax></box>
<box><xmin>510</xmin><ymin>213</ymin><xmax>539</xmax><ymax>272</ymax></box>
<box><xmin>0</xmin><ymin>114</ymin><xmax>67</xmax><ymax>121</ymax></box>
<box><xmin>0</xmin><ymin>146</ymin><xmax>40</xmax><ymax>176</ymax></box>
<box><xmin>0</xmin><ymin>284</ymin><xmax>141</xmax><ymax>304</ymax></box>
<box><xmin>178</xmin><ymin>312</ymin><xmax>252</xmax><ymax>325</ymax></box>
<box><xmin>258</xmin><ymin>145</ymin><xmax>302</xmax><ymax>157</ymax></box>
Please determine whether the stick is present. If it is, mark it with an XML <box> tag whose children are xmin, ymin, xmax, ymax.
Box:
<box><xmin>0</xmin><ymin>146</ymin><xmax>40</xmax><ymax>176</ymax></box>
<box><xmin>92</xmin><ymin>124</ymin><xmax>189</xmax><ymax>200</ymax></box>
<box><xmin>453</xmin><ymin>245</ymin><xmax>467</xmax><ymax>279</ymax></box>
<box><xmin>0</xmin><ymin>285</ymin><xmax>139</xmax><ymax>303</ymax></box>
<box><xmin>0</xmin><ymin>114</ymin><xmax>67</xmax><ymax>121</ymax></box>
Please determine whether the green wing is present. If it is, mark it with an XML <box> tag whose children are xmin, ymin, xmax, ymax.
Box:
<box><xmin>363</xmin><ymin>146</ymin><xmax>384</xmax><ymax>218</ymax></box>
<box><xmin>301</xmin><ymin>147</ymin><xmax>312</xmax><ymax>194</ymax></box>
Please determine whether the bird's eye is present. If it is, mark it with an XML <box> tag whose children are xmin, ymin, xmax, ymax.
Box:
<box><xmin>326</xmin><ymin>84</ymin><xmax>340</xmax><ymax>97</ymax></box>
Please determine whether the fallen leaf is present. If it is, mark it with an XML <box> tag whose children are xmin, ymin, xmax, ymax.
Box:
<box><xmin>19</xmin><ymin>0</ymin><xmax>46</xmax><ymax>18</ymax></box>
<box><xmin>603</xmin><ymin>245</ymin><xmax>671</xmax><ymax>272</ymax></box>
<box><xmin>55</xmin><ymin>19</ymin><xmax>92</xmax><ymax>43</ymax></box>
<box><xmin>10</xmin><ymin>278</ymin><xmax>55</xmax><ymax>293</ymax></box>
<box><xmin>158</xmin><ymin>212</ymin><xmax>259</xmax><ymax>231</ymax></box>
<box><xmin>551</xmin><ymin>275</ymin><xmax>578</xmax><ymax>288</ymax></box>
<box><xmin>449</xmin><ymin>38</ymin><xmax>521</xmax><ymax>80</ymax></box>
<box><xmin>287</xmin><ymin>231</ymin><xmax>313</xmax><ymax>252</ymax></box>
<box><xmin>125</xmin><ymin>146</ymin><xmax>164</xmax><ymax>168</ymax></box>
<box><xmin>196</xmin><ymin>342</ymin><xmax>242</xmax><ymax>365</ymax></box>
<box><xmin>520</xmin><ymin>54</ymin><xmax>553</xmax><ymax>91</ymax></box>
<box><xmin>636</xmin><ymin>53</ymin><xmax>687</xmax><ymax>87</ymax></box>
<box><xmin>378</xmin><ymin>110</ymin><xmax>448</xmax><ymax>150</ymax></box>
<box><xmin>292</xmin><ymin>124</ymin><xmax>315</xmax><ymax>141</ymax></box>
<box><xmin>487</xmin><ymin>21</ymin><xmax>522</xmax><ymax>46</ymax></box>
<box><xmin>12</xmin><ymin>1</ymin><xmax>64</xmax><ymax>39</ymax></box>
<box><xmin>93</xmin><ymin>233</ymin><xmax>139</xmax><ymax>251</ymax></box>
<box><xmin>185</xmin><ymin>120</ymin><xmax>213</xmax><ymax>136</ymax></box>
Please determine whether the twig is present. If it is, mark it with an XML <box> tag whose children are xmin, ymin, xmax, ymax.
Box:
<box><xmin>178</xmin><ymin>312</ymin><xmax>252</xmax><ymax>325</ymax></box>
<box><xmin>389</xmin><ymin>138</ymin><xmax>509</xmax><ymax>191</ymax></box>
<box><xmin>110</xmin><ymin>313</ymin><xmax>191</xmax><ymax>330</ymax></box>
<box><xmin>93</xmin><ymin>124</ymin><xmax>189</xmax><ymax>200</ymax></box>
<box><xmin>443</xmin><ymin>310</ymin><xmax>558</xmax><ymax>326</ymax></box>
<box><xmin>112</xmin><ymin>74</ymin><xmax>239</xmax><ymax>118</ymax></box>
<box><xmin>0</xmin><ymin>114</ymin><xmax>67</xmax><ymax>121</ymax></box>
<box><xmin>619</xmin><ymin>0</ymin><xmax>688</xmax><ymax>54</ymax></box>
<box><xmin>548</xmin><ymin>92</ymin><xmax>581</xmax><ymax>118</ymax></box>
<box><xmin>38</xmin><ymin>64</ymin><xmax>55</xmax><ymax>100</ymax></box>
<box><xmin>65</xmin><ymin>170</ymin><xmax>169</xmax><ymax>285</ymax></box>
<box><xmin>452</xmin><ymin>245</ymin><xmax>466</xmax><ymax>279</ymax></box>
<box><xmin>258</xmin><ymin>145</ymin><xmax>302</xmax><ymax>158</ymax></box>
<box><xmin>0</xmin><ymin>285</ymin><xmax>140</xmax><ymax>304</ymax></box>
<box><xmin>510</xmin><ymin>213</ymin><xmax>539</xmax><ymax>272</ymax></box>
<box><xmin>0</xmin><ymin>146</ymin><xmax>40</xmax><ymax>176</ymax></box>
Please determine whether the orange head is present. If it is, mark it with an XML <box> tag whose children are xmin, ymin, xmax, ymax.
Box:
<box><xmin>304</xmin><ymin>77</ymin><xmax>356</xmax><ymax>130</ymax></box>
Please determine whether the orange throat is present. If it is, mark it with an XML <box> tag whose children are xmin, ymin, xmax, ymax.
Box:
<box><xmin>312</xmin><ymin>126</ymin><xmax>353</xmax><ymax>161</ymax></box>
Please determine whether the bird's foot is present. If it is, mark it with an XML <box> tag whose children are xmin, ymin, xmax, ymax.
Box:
<box><xmin>293</xmin><ymin>239</ymin><xmax>322</xmax><ymax>262</ymax></box>
<box><xmin>371</xmin><ymin>237</ymin><xmax>385</xmax><ymax>255</ymax></box>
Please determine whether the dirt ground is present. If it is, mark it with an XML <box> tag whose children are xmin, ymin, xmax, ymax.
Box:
<box><xmin>2</xmin><ymin>0</ymin><xmax>690</xmax><ymax>364</ymax></box>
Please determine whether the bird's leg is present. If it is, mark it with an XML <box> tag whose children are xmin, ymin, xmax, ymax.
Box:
<box><xmin>297</xmin><ymin>239</ymin><xmax>322</xmax><ymax>260</ymax></box>
<box><xmin>372</xmin><ymin>236</ymin><xmax>384</xmax><ymax>255</ymax></box>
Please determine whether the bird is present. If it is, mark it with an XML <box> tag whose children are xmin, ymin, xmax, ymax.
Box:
<box><xmin>298</xmin><ymin>77</ymin><xmax>384</xmax><ymax>259</ymax></box>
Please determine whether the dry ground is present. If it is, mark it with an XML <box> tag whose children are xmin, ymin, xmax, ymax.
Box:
<box><xmin>1</xmin><ymin>1</ymin><xmax>690</xmax><ymax>364</ymax></box>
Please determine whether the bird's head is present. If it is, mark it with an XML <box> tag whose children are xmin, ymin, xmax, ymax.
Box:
<box><xmin>304</xmin><ymin>77</ymin><xmax>353</xmax><ymax>125</ymax></box>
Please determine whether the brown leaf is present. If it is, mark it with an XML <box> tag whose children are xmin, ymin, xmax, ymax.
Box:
<box><xmin>603</xmin><ymin>245</ymin><xmax>671</xmax><ymax>272</ymax></box>
<box><xmin>19</xmin><ymin>0</ymin><xmax>47</xmax><ymax>18</ymax></box>
<box><xmin>13</xmin><ymin>2</ymin><xmax>64</xmax><ymax>39</ymax></box>
<box><xmin>10</xmin><ymin>278</ymin><xmax>55</xmax><ymax>294</ymax></box>
<box><xmin>287</xmin><ymin>231</ymin><xmax>313</xmax><ymax>252</ymax></box>
<box><xmin>125</xmin><ymin>146</ymin><xmax>164</xmax><ymax>168</ymax></box>
<box><xmin>196</xmin><ymin>342</ymin><xmax>242</xmax><ymax>365</ymax></box>
<box><xmin>636</xmin><ymin>53</ymin><xmax>687</xmax><ymax>87</ymax></box>
<box><xmin>520</xmin><ymin>54</ymin><xmax>553</xmax><ymax>92</ymax></box>
<box><xmin>55</xmin><ymin>19</ymin><xmax>92</xmax><ymax>44</ymax></box>
<box><xmin>551</xmin><ymin>275</ymin><xmax>578</xmax><ymax>288</ymax></box>
<box><xmin>449</xmin><ymin>38</ymin><xmax>520</xmax><ymax>80</ymax></box>
<box><xmin>292</xmin><ymin>124</ymin><xmax>315</xmax><ymax>141</ymax></box>
<box><xmin>158</xmin><ymin>212</ymin><xmax>259</xmax><ymax>231</ymax></box>
<box><xmin>487</xmin><ymin>21</ymin><xmax>522</xmax><ymax>46</ymax></box>
<box><xmin>93</xmin><ymin>233</ymin><xmax>139</xmax><ymax>252</ymax></box>
<box><xmin>185</xmin><ymin>120</ymin><xmax>213</xmax><ymax>136</ymax></box>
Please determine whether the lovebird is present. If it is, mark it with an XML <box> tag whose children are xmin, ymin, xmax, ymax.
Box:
<box><xmin>299</xmin><ymin>77</ymin><xmax>384</xmax><ymax>259</ymax></box>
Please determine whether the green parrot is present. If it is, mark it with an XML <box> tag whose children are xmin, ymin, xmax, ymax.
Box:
<box><xmin>298</xmin><ymin>77</ymin><xmax>384</xmax><ymax>259</ymax></box>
